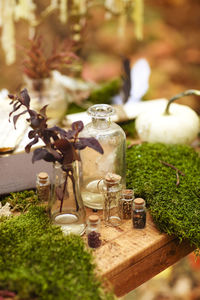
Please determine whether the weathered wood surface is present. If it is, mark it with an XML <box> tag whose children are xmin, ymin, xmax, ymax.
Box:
<box><xmin>85</xmin><ymin>209</ymin><xmax>195</xmax><ymax>297</ymax></box>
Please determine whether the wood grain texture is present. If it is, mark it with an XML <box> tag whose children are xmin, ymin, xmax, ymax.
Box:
<box><xmin>85</xmin><ymin>209</ymin><xmax>195</xmax><ymax>297</ymax></box>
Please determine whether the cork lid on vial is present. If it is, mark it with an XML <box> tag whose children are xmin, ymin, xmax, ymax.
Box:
<box><xmin>105</xmin><ymin>173</ymin><xmax>121</xmax><ymax>184</ymax></box>
<box><xmin>122</xmin><ymin>189</ymin><xmax>134</xmax><ymax>200</ymax></box>
<box><xmin>88</xmin><ymin>214</ymin><xmax>100</xmax><ymax>223</ymax></box>
<box><xmin>38</xmin><ymin>172</ymin><xmax>49</xmax><ymax>183</ymax></box>
<box><xmin>134</xmin><ymin>198</ymin><xmax>145</xmax><ymax>205</ymax></box>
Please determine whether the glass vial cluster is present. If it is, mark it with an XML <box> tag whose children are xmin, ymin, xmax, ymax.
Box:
<box><xmin>86</xmin><ymin>214</ymin><xmax>101</xmax><ymax>248</ymax></box>
<box><xmin>132</xmin><ymin>198</ymin><xmax>146</xmax><ymax>229</ymax></box>
<box><xmin>80</xmin><ymin>104</ymin><xmax>126</xmax><ymax>210</ymax></box>
<box><xmin>36</xmin><ymin>172</ymin><xmax>50</xmax><ymax>203</ymax></box>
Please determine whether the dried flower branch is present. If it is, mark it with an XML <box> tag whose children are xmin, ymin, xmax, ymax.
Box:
<box><xmin>8</xmin><ymin>88</ymin><xmax>103</xmax><ymax>166</ymax></box>
<box><xmin>8</xmin><ymin>88</ymin><xmax>103</xmax><ymax>212</ymax></box>
<box><xmin>22</xmin><ymin>35</ymin><xmax>79</xmax><ymax>83</ymax></box>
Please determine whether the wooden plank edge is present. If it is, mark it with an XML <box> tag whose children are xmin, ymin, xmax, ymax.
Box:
<box><xmin>105</xmin><ymin>238</ymin><xmax>195</xmax><ymax>297</ymax></box>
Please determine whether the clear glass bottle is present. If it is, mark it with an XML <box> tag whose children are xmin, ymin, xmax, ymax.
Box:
<box><xmin>119</xmin><ymin>189</ymin><xmax>134</xmax><ymax>220</ymax></box>
<box><xmin>49</xmin><ymin>161</ymin><xmax>86</xmax><ymax>236</ymax></box>
<box><xmin>86</xmin><ymin>214</ymin><xmax>101</xmax><ymax>248</ymax></box>
<box><xmin>132</xmin><ymin>198</ymin><xmax>146</xmax><ymax>229</ymax></box>
<box><xmin>36</xmin><ymin>172</ymin><xmax>50</xmax><ymax>203</ymax></box>
<box><xmin>80</xmin><ymin>104</ymin><xmax>126</xmax><ymax>209</ymax></box>
<box><xmin>102</xmin><ymin>173</ymin><xmax>122</xmax><ymax>227</ymax></box>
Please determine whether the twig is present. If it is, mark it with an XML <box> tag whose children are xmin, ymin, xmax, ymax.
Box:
<box><xmin>159</xmin><ymin>160</ymin><xmax>185</xmax><ymax>186</ymax></box>
<box><xmin>175</xmin><ymin>170</ymin><xmax>180</xmax><ymax>186</ymax></box>
<box><xmin>127</xmin><ymin>140</ymin><xmax>142</xmax><ymax>149</ymax></box>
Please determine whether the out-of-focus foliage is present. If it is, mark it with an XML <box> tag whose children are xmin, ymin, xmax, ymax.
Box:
<box><xmin>0</xmin><ymin>0</ymin><xmax>143</xmax><ymax>65</ymax></box>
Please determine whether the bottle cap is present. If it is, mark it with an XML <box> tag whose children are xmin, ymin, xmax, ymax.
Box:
<box><xmin>122</xmin><ymin>189</ymin><xmax>134</xmax><ymax>199</ymax></box>
<box><xmin>38</xmin><ymin>172</ymin><xmax>49</xmax><ymax>183</ymax></box>
<box><xmin>105</xmin><ymin>173</ymin><xmax>121</xmax><ymax>184</ymax></box>
<box><xmin>88</xmin><ymin>214</ymin><xmax>99</xmax><ymax>223</ymax></box>
<box><xmin>134</xmin><ymin>198</ymin><xmax>145</xmax><ymax>205</ymax></box>
<box><xmin>38</xmin><ymin>172</ymin><xmax>48</xmax><ymax>179</ymax></box>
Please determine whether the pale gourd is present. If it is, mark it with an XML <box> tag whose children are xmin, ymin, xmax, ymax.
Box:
<box><xmin>136</xmin><ymin>90</ymin><xmax>200</xmax><ymax>144</ymax></box>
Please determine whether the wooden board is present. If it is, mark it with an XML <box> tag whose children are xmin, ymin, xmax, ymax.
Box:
<box><xmin>85</xmin><ymin>209</ymin><xmax>195</xmax><ymax>297</ymax></box>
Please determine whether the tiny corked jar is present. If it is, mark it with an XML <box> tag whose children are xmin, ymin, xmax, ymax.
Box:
<box><xmin>119</xmin><ymin>189</ymin><xmax>134</xmax><ymax>220</ymax></box>
<box><xmin>132</xmin><ymin>198</ymin><xmax>146</xmax><ymax>229</ymax></box>
<box><xmin>86</xmin><ymin>214</ymin><xmax>101</xmax><ymax>249</ymax></box>
<box><xmin>36</xmin><ymin>172</ymin><xmax>50</xmax><ymax>203</ymax></box>
<box><xmin>102</xmin><ymin>173</ymin><xmax>122</xmax><ymax>227</ymax></box>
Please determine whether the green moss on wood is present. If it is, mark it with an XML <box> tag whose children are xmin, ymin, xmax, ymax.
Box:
<box><xmin>1</xmin><ymin>190</ymin><xmax>39</xmax><ymax>212</ymax></box>
<box><xmin>0</xmin><ymin>206</ymin><xmax>114</xmax><ymax>300</ymax></box>
<box><xmin>126</xmin><ymin>143</ymin><xmax>200</xmax><ymax>250</ymax></box>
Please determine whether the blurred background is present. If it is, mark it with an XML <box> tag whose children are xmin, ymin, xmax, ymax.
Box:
<box><xmin>1</xmin><ymin>1</ymin><xmax>200</xmax><ymax>299</ymax></box>
<box><xmin>1</xmin><ymin>0</ymin><xmax>200</xmax><ymax>112</ymax></box>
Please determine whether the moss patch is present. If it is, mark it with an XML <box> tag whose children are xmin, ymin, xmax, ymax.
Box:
<box><xmin>126</xmin><ymin>143</ymin><xmax>200</xmax><ymax>250</ymax></box>
<box><xmin>120</xmin><ymin>120</ymin><xmax>137</xmax><ymax>139</ymax></box>
<box><xmin>0</xmin><ymin>206</ymin><xmax>114</xmax><ymax>300</ymax></box>
<box><xmin>1</xmin><ymin>190</ymin><xmax>39</xmax><ymax>212</ymax></box>
<box><xmin>67</xmin><ymin>79</ymin><xmax>121</xmax><ymax>115</ymax></box>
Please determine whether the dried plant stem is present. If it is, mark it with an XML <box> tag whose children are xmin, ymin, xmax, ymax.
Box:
<box><xmin>68</xmin><ymin>170</ymin><xmax>79</xmax><ymax>212</ymax></box>
<box><xmin>159</xmin><ymin>160</ymin><xmax>185</xmax><ymax>186</ymax></box>
<box><xmin>59</xmin><ymin>167</ymin><xmax>79</xmax><ymax>213</ymax></box>
<box><xmin>164</xmin><ymin>89</ymin><xmax>200</xmax><ymax>115</ymax></box>
<box><xmin>59</xmin><ymin>172</ymin><xmax>68</xmax><ymax>213</ymax></box>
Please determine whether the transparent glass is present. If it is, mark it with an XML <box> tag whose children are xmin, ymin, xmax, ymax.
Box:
<box><xmin>102</xmin><ymin>176</ymin><xmax>122</xmax><ymax>227</ymax></box>
<box><xmin>49</xmin><ymin>161</ymin><xmax>86</xmax><ymax>235</ymax></box>
<box><xmin>36</xmin><ymin>172</ymin><xmax>50</xmax><ymax>203</ymax></box>
<box><xmin>86</xmin><ymin>215</ymin><xmax>101</xmax><ymax>248</ymax></box>
<box><xmin>119</xmin><ymin>189</ymin><xmax>134</xmax><ymax>220</ymax></box>
<box><xmin>132</xmin><ymin>198</ymin><xmax>146</xmax><ymax>229</ymax></box>
<box><xmin>80</xmin><ymin>104</ymin><xmax>126</xmax><ymax>209</ymax></box>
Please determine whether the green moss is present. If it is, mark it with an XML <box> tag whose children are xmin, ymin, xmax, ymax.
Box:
<box><xmin>87</xmin><ymin>79</ymin><xmax>121</xmax><ymax>105</ymax></box>
<box><xmin>1</xmin><ymin>190</ymin><xmax>39</xmax><ymax>212</ymax></box>
<box><xmin>0</xmin><ymin>206</ymin><xmax>114</xmax><ymax>300</ymax></box>
<box><xmin>119</xmin><ymin>120</ymin><xmax>137</xmax><ymax>138</ymax></box>
<box><xmin>67</xmin><ymin>102</ymin><xmax>86</xmax><ymax>115</ymax></box>
<box><xmin>67</xmin><ymin>79</ymin><xmax>121</xmax><ymax>115</ymax></box>
<box><xmin>126</xmin><ymin>143</ymin><xmax>200</xmax><ymax>250</ymax></box>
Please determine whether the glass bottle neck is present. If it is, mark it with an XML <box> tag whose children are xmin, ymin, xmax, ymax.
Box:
<box><xmin>92</xmin><ymin>117</ymin><xmax>111</xmax><ymax>129</ymax></box>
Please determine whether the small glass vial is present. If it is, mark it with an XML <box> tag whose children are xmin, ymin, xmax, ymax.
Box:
<box><xmin>80</xmin><ymin>104</ymin><xmax>126</xmax><ymax>210</ymax></box>
<box><xmin>119</xmin><ymin>189</ymin><xmax>134</xmax><ymax>220</ymax></box>
<box><xmin>36</xmin><ymin>172</ymin><xmax>50</xmax><ymax>203</ymax></box>
<box><xmin>102</xmin><ymin>173</ymin><xmax>122</xmax><ymax>227</ymax></box>
<box><xmin>132</xmin><ymin>198</ymin><xmax>146</xmax><ymax>229</ymax></box>
<box><xmin>86</xmin><ymin>214</ymin><xmax>101</xmax><ymax>248</ymax></box>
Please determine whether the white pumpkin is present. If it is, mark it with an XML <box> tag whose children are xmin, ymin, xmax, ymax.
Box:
<box><xmin>136</xmin><ymin>89</ymin><xmax>200</xmax><ymax>144</ymax></box>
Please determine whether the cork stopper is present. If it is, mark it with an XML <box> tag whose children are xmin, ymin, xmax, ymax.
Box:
<box><xmin>122</xmin><ymin>189</ymin><xmax>134</xmax><ymax>200</ymax></box>
<box><xmin>38</xmin><ymin>172</ymin><xmax>49</xmax><ymax>183</ymax></box>
<box><xmin>134</xmin><ymin>198</ymin><xmax>145</xmax><ymax>206</ymax></box>
<box><xmin>105</xmin><ymin>173</ymin><xmax>121</xmax><ymax>185</ymax></box>
<box><xmin>88</xmin><ymin>214</ymin><xmax>99</xmax><ymax>223</ymax></box>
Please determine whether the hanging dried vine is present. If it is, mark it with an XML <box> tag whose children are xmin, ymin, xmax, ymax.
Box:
<box><xmin>0</xmin><ymin>0</ymin><xmax>144</xmax><ymax>65</ymax></box>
